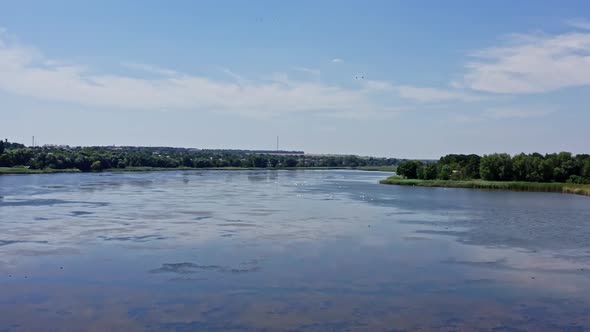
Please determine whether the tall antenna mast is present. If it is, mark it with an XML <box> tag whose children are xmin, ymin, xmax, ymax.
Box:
<box><xmin>276</xmin><ymin>136</ymin><xmax>279</xmax><ymax>152</ymax></box>
<box><xmin>32</xmin><ymin>136</ymin><xmax>35</xmax><ymax>148</ymax></box>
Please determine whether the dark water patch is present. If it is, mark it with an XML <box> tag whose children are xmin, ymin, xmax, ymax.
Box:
<box><xmin>0</xmin><ymin>240</ymin><xmax>49</xmax><ymax>247</ymax></box>
<box><xmin>151</xmin><ymin>261</ymin><xmax>260</xmax><ymax>275</ymax></box>
<box><xmin>0</xmin><ymin>199</ymin><xmax>96</xmax><ymax>207</ymax></box>
<box><xmin>218</xmin><ymin>223</ymin><xmax>259</xmax><ymax>228</ymax></box>
<box><xmin>386</xmin><ymin>211</ymin><xmax>415</xmax><ymax>216</ymax></box>
<box><xmin>415</xmin><ymin>229</ymin><xmax>469</xmax><ymax>237</ymax></box>
<box><xmin>98</xmin><ymin>235</ymin><xmax>167</xmax><ymax>242</ymax></box>
<box><xmin>179</xmin><ymin>210</ymin><xmax>214</xmax><ymax>216</ymax></box>
<box><xmin>69</xmin><ymin>210</ymin><xmax>94</xmax><ymax>217</ymax></box>
<box><xmin>170</xmin><ymin>277</ymin><xmax>209</xmax><ymax>282</ymax></box>
<box><xmin>126</xmin><ymin>179</ymin><xmax>153</xmax><ymax>187</ymax></box>
<box><xmin>443</xmin><ymin>257</ymin><xmax>508</xmax><ymax>268</ymax></box>
<box><xmin>240</xmin><ymin>211</ymin><xmax>275</xmax><ymax>216</ymax></box>
<box><xmin>33</xmin><ymin>217</ymin><xmax>51</xmax><ymax>221</ymax></box>
<box><xmin>41</xmin><ymin>185</ymin><xmax>67</xmax><ymax>189</ymax></box>
<box><xmin>403</xmin><ymin>236</ymin><xmax>431</xmax><ymax>241</ymax></box>
<box><xmin>461</xmin><ymin>278</ymin><xmax>496</xmax><ymax>285</ymax></box>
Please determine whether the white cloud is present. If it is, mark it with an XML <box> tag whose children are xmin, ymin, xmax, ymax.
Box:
<box><xmin>361</xmin><ymin>80</ymin><xmax>396</xmax><ymax>92</ymax></box>
<box><xmin>361</xmin><ymin>80</ymin><xmax>483</xmax><ymax>102</ymax></box>
<box><xmin>461</xmin><ymin>31</ymin><xmax>590</xmax><ymax>93</ymax></box>
<box><xmin>567</xmin><ymin>18</ymin><xmax>590</xmax><ymax>30</ymax></box>
<box><xmin>452</xmin><ymin>106</ymin><xmax>556</xmax><ymax>123</ymax></box>
<box><xmin>396</xmin><ymin>85</ymin><xmax>484</xmax><ymax>102</ymax></box>
<box><xmin>0</xmin><ymin>35</ymin><xmax>404</xmax><ymax>118</ymax></box>
<box><xmin>484</xmin><ymin>107</ymin><xmax>555</xmax><ymax>119</ymax></box>
<box><xmin>331</xmin><ymin>58</ymin><xmax>344</xmax><ymax>63</ymax></box>
<box><xmin>122</xmin><ymin>62</ymin><xmax>179</xmax><ymax>76</ymax></box>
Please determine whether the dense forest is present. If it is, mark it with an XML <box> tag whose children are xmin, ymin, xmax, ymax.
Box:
<box><xmin>397</xmin><ymin>153</ymin><xmax>590</xmax><ymax>184</ymax></box>
<box><xmin>0</xmin><ymin>139</ymin><xmax>403</xmax><ymax>171</ymax></box>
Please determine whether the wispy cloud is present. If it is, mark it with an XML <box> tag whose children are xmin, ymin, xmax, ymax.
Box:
<box><xmin>453</xmin><ymin>106</ymin><xmax>556</xmax><ymax>124</ymax></box>
<box><xmin>122</xmin><ymin>62</ymin><xmax>179</xmax><ymax>76</ymax></box>
<box><xmin>0</xmin><ymin>35</ymin><xmax>407</xmax><ymax>118</ymax></box>
<box><xmin>293</xmin><ymin>66</ymin><xmax>321</xmax><ymax>80</ymax></box>
<box><xmin>460</xmin><ymin>30</ymin><xmax>590</xmax><ymax>93</ymax></box>
<box><xmin>484</xmin><ymin>107</ymin><xmax>555</xmax><ymax>119</ymax></box>
<box><xmin>396</xmin><ymin>85</ymin><xmax>485</xmax><ymax>102</ymax></box>
<box><xmin>331</xmin><ymin>58</ymin><xmax>344</xmax><ymax>64</ymax></box>
<box><xmin>567</xmin><ymin>18</ymin><xmax>590</xmax><ymax>30</ymax></box>
<box><xmin>361</xmin><ymin>80</ymin><xmax>484</xmax><ymax>102</ymax></box>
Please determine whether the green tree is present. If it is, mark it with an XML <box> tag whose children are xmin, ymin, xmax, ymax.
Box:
<box><xmin>438</xmin><ymin>165</ymin><xmax>452</xmax><ymax>180</ymax></box>
<box><xmin>582</xmin><ymin>159</ymin><xmax>590</xmax><ymax>178</ymax></box>
<box><xmin>285</xmin><ymin>158</ymin><xmax>298</xmax><ymax>167</ymax></box>
<box><xmin>480</xmin><ymin>153</ymin><xmax>513</xmax><ymax>181</ymax></box>
<box><xmin>397</xmin><ymin>160</ymin><xmax>422</xmax><ymax>179</ymax></box>
<box><xmin>90</xmin><ymin>160</ymin><xmax>102</xmax><ymax>171</ymax></box>
<box><xmin>423</xmin><ymin>163</ymin><xmax>439</xmax><ymax>180</ymax></box>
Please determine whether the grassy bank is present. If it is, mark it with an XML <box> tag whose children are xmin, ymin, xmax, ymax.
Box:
<box><xmin>0</xmin><ymin>167</ymin><xmax>81</xmax><ymax>174</ymax></box>
<box><xmin>356</xmin><ymin>166</ymin><xmax>397</xmax><ymax>172</ymax></box>
<box><xmin>380</xmin><ymin>176</ymin><xmax>590</xmax><ymax>197</ymax></box>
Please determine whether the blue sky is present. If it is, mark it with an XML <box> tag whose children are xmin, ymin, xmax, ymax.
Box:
<box><xmin>1</xmin><ymin>1</ymin><xmax>589</xmax><ymax>158</ymax></box>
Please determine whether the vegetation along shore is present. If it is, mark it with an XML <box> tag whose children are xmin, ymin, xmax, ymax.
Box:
<box><xmin>0</xmin><ymin>139</ymin><xmax>401</xmax><ymax>175</ymax></box>
<box><xmin>383</xmin><ymin>153</ymin><xmax>590</xmax><ymax>197</ymax></box>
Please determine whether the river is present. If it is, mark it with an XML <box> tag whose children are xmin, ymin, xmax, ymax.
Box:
<box><xmin>0</xmin><ymin>170</ymin><xmax>589</xmax><ymax>331</ymax></box>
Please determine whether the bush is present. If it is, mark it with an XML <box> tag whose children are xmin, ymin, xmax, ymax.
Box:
<box><xmin>567</xmin><ymin>175</ymin><xmax>590</xmax><ymax>184</ymax></box>
<box><xmin>90</xmin><ymin>160</ymin><xmax>102</xmax><ymax>171</ymax></box>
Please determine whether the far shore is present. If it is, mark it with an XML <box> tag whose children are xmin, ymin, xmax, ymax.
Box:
<box><xmin>380</xmin><ymin>176</ymin><xmax>590</xmax><ymax>197</ymax></box>
<box><xmin>0</xmin><ymin>165</ymin><xmax>396</xmax><ymax>175</ymax></box>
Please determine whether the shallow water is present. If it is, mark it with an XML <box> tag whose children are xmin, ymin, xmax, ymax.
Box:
<box><xmin>0</xmin><ymin>170</ymin><xmax>589</xmax><ymax>331</ymax></box>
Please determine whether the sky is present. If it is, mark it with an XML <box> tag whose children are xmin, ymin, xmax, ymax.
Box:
<box><xmin>1</xmin><ymin>0</ymin><xmax>590</xmax><ymax>158</ymax></box>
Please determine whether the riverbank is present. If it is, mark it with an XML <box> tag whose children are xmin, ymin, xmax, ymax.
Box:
<box><xmin>380</xmin><ymin>176</ymin><xmax>590</xmax><ymax>197</ymax></box>
<box><xmin>0</xmin><ymin>166</ymin><xmax>395</xmax><ymax>175</ymax></box>
<box><xmin>0</xmin><ymin>167</ymin><xmax>82</xmax><ymax>174</ymax></box>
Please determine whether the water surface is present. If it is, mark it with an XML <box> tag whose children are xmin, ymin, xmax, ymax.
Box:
<box><xmin>1</xmin><ymin>170</ymin><xmax>589</xmax><ymax>331</ymax></box>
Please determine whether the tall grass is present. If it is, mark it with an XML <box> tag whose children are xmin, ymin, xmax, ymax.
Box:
<box><xmin>380</xmin><ymin>176</ymin><xmax>590</xmax><ymax>197</ymax></box>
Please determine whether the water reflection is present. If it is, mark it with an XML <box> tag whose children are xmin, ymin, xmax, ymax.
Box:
<box><xmin>0</xmin><ymin>170</ymin><xmax>589</xmax><ymax>331</ymax></box>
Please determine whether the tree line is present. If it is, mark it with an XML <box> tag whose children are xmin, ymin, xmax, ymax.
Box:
<box><xmin>397</xmin><ymin>152</ymin><xmax>590</xmax><ymax>184</ymax></box>
<box><xmin>0</xmin><ymin>140</ymin><xmax>403</xmax><ymax>171</ymax></box>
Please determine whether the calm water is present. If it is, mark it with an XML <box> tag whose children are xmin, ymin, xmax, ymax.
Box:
<box><xmin>1</xmin><ymin>170</ymin><xmax>589</xmax><ymax>331</ymax></box>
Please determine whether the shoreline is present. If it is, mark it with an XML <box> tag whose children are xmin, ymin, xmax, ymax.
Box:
<box><xmin>0</xmin><ymin>166</ymin><xmax>396</xmax><ymax>175</ymax></box>
<box><xmin>379</xmin><ymin>177</ymin><xmax>590</xmax><ymax>197</ymax></box>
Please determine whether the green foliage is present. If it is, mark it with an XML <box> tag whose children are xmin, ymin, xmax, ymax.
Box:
<box><xmin>567</xmin><ymin>175</ymin><xmax>590</xmax><ymax>184</ymax></box>
<box><xmin>0</xmin><ymin>140</ymin><xmax>404</xmax><ymax>173</ymax></box>
<box><xmin>90</xmin><ymin>160</ymin><xmax>102</xmax><ymax>171</ymax></box>
<box><xmin>0</xmin><ymin>140</ymin><xmax>4</xmax><ymax>155</ymax></box>
<box><xmin>423</xmin><ymin>163</ymin><xmax>438</xmax><ymax>180</ymax></box>
<box><xmin>285</xmin><ymin>158</ymin><xmax>298</xmax><ymax>167</ymax></box>
<box><xmin>480</xmin><ymin>153</ymin><xmax>513</xmax><ymax>181</ymax></box>
<box><xmin>397</xmin><ymin>160</ymin><xmax>422</xmax><ymax>179</ymax></box>
<box><xmin>583</xmin><ymin>159</ymin><xmax>590</xmax><ymax>178</ymax></box>
<box><xmin>400</xmin><ymin>151</ymin><xmax>588</xmax><ymax>184</ymax></box>
<box><xmin>438</xmin><ymin>165</ymin><xmax>452</xmax><ymax>180</ymax></box>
